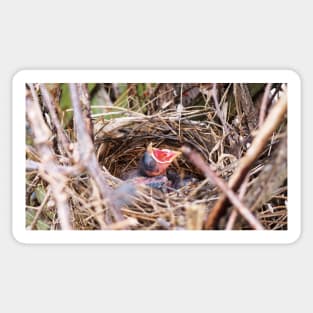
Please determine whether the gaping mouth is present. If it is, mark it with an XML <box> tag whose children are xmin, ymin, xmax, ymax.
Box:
<box><xmin>147</xmin><ymin>143</ymin><xmax>181</xmax><ymax>164</ymax></box>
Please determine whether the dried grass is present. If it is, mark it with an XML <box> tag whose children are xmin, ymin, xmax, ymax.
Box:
<box><xmin>26</xmin><ymin>83</ymin><xmax>287</xmax><ymax>230</ymax></box>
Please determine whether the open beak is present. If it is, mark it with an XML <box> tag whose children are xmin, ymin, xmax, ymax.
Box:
<box><xmin>139</xmin><ymin>142</ymin><xmax>181</xmax><ymax>177</ymax></box>
<box><xmin>147</xmin><ymin>142</ymin><xmax>181</xmax><ymax>164</ymax></box>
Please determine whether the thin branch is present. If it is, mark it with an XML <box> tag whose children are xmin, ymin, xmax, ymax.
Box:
<box><xmin>27</xmin><ymin>84</ymin><xmax>72</xmax><ymax>230</ymax></box>
<box><xmin>69</xmin><ymin>84</ymin><xmax>124</xmax><ymax>222</ymax></box>
<box><xmin>181</xmin><ymin>146</ymin><xmax>264</xmax><ymax>230</ymax></box>
<box><xmin>235</xmin><ymin>84</ymin><xmax>259</xmax><ymax>132</ymax></box>
<box><xmin>269</xmin><ymin>84</ymin><xmax>282</xmax><ymax>107</ymax></box>
<box><xmin>225</xmin><ymin>175</ymin><xmax>249</xmax><ymax>230</ymax></box>
<box><xmin>258</xmin><ymin>83</ymin><xmax>272</xmax><ymax>128</ymax></box>
<box><xmin>206</xmin><ymin>90</ymin><xmax>288</xmax><ymax>229</ymax></box>
<box><xmin>77</xmin><ymin>84</ymin><xmax>94</xmax><ymax>142</ymax></box>
<box><xmin>100</xmin><ymin>86</ymin><xmax>114</xmax><ymax>107</ymax></box>
<box><xmin>26</xmin><ymin>159</ymin><xmax>83</xmax><ymax>176</ymax></box>
<box><xmin>242</xmin><ymin>136</ymin><xmax>287</xmax><ymax>213</ymax></box>
<box><xmin>39</xmin><ymin>84</ymin><xmax>71</xmax><ymax>156</ymax></box>
<box><xmin>112</xmin><ymin>83</ymin><xmax>120</xmax><ymax>99</ymax></box>
<box><xmin>212</xmin><ymin>83</ymin><xmax>230</xmax><ymax>133</ymax></box>
<box><xmin>26</xmin><ymin>159</ymin><xmax>41</xmax><ymax>171</ymax></box>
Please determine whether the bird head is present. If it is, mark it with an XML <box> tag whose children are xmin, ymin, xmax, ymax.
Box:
<box><xmin>139</xmin><ymin>143</ymin><xmax>181</xmax><ymax>177</ymax></box>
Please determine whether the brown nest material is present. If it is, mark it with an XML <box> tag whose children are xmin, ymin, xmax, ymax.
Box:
<box><xmin>92</xmin><ymin>107</ymin><xmax>220</xmax><ymax>230</ymax></box>
<box><xmin>25</xmin><ymin>83</ymin><xmax>288</xmax><ymax>231</ymax></box>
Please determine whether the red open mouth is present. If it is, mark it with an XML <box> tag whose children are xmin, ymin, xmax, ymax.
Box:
<box><xmin>147</xmin><ymin>143</ymin><xmax>181</xmax><ymax>164</ymax></box>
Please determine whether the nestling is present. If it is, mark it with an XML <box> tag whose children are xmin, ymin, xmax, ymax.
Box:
<box><xmin>138</xmin><ymin>143</ymin><xmax>181</xmax><ymax>177</ymax></box>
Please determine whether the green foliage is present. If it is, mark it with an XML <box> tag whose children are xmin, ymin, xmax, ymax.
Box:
<box><xmin>87</xmin><ymin>83</ymin><xmax>96</xmax><ymax>92</ymax></box>
<box><xmin>35</xmin><ymin>185</ymin><xmax>46</xmax><ymax>204</ymax></box>
<box><xmin>59</xmin><ymin>84</ymin><xmax>73</xmax><ymax>126</ymax></box>
<box><xmin>26</xmin><ymin>211</ymin><xmax>50</xmax><ymax>230</ymax></box>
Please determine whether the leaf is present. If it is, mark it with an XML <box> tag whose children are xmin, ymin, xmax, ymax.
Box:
<box><xmin>35</xmin><ymin>186</ymin><xmax>46</xmax><ymax>204</ymax></box>
<box><xmin>26</xmin><ymin>211</ymin><xmax>50</xmax><ymax>230</ymax></box>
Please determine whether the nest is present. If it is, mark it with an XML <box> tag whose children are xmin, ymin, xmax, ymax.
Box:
<box><xmin>26</xmin><ymin>83</ymin><xmax>288</xmax><ymax>230</ymax></box>
<box><xmin>91</xmin><ymin>107</ymin><xmax>219</xmax><ymax>230</ymax></box>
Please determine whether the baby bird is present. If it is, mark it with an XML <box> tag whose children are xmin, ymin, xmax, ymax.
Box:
<box><xmin>122</xmin><ymin>143</ymin><xmax>181</xmax><ymax>190</ymax></box>
<box><xmin>138</xmin><ymin>143</ymin><xmax>181</xmax><ymax>177</ymax></box>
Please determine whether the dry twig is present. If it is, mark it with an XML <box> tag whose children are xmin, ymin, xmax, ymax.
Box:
<box><xmin>225</xmin><ymin>175</ymin><xmax>249</xmax><ymax>230</ymax></box>
<box><xmin>39</xmin><ymin>84</ymin><xmax>71</xmax><ymax>156</ymax></box>
<box><xmin>181</xmin><ymin>146</ymin><xmax>264</xmax><ymax>230</ymax></box>
<box><xmin>206</xmin><ymin>90</ymin><xmax>287</xmax><ymax>229</ymax></box>
<box><xmin>212</xmin><ymin>83</ymin><xmax>230</xmax><ymax>134</ymax></box>
<box><xmin>77</xmin><ymin>84</ymin><xmax>94</xmax><ymax>141</ymax></box>
<box><xmin>27</xmin><ymin>84</ymin><xmax>72</xmax><ymax>230</ymax></box>
<box><xmin>69</xmin><ymin>84</ymin><xmax>124</xmax><ymax>222</ymax></box>
<box><xmin>258</xmin><ymin>83</ymin><xmax>273</xmax><ymax>128</ymax></box>
<box><xmin>25</xmin><ymin>83</ymin><xmax>288</xmax><ymax>231</ymax></box>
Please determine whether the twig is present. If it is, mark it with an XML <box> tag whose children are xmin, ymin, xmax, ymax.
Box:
<box><xmin>77</xmin><ymin>84</ymin><xmax>94</xmax><ymax>142</ymax></box>
<box><xmin>181</xmin><ymin>146</ymin><xmax>264</xmax><ymax>230</ymax></box>
<box><xmin>269</xmin><ymin>84</ymin><xmax>282</xmax><ymax>107</ymax></box>
<box><xmin>27</xmin><ymin>84</ymin><xmax>72</xmax><ymax>230</ymax></box>
<box><xmin>39</xmin><ymin>84</ymin><xmax>71</xmax><ymax>156</ymax></box>
<box><xmin>112</xmin><ymin>83</ymin><xmax>120</xmax><ymax>99</ymax></box>
<box><xmin>26</xmin><ymin>159</ymin><xmax>83</xmax><ymax>176</ymax></box>
<box><xmin>90</xmin><ymin>179</ymin><xmax>107</xmax><ymax>230</ymax></box>
<box><xmin>178</xmin><ymin>83</ymin><xmax>184</xmax><ymax>137</ymax></box>
<box><xmin>258</xmin><ymin>83</ymin><xmax>272</xmax><ymax>128</ymax></box>
<box><xmin>69</xmin><ymin>84</ymin><xmax>124</xmax><ymax>222</ymax></box>
<box><xmin>243</xmin><ymin>136</ymin><xmax>287</xmax><ymax>213</ymax></box>
<box><xmin>206</xmin><ymin>90</ymin><xmax>288</xmax><ymax>229</ymax></box>
<box><xmin>234</xmin><ymin>84</ymin><xmax>259</xmax><ymax>132</ymax></box>
<box><xmin>212</xmin><ymin>83</ymin><xmax>230</xmax><ymax>134</ymax></box>
<box><xmin>225</xmin><ymin>175</ymin><xmax>249</xmax><ymax>230</ymax></box>
<box><xmin>26</xmin><ymin>160</ymin><xmax>41</xmax><ymax>171</ymax></box>
<box><xmin>100</xmin><ymin>86</ymin><xmax>114</xmax><ymax>107</ymax></box>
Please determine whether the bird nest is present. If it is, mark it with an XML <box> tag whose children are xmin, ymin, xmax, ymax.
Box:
<box><xmin>92</xmin><ymin>107</ymin><xmax>220</xmax><ymax>230</ymax></box>
<box><xmin>26</xmin><ymin>83</ymin><xmax>288</xmax><ymax>231</ymax></box>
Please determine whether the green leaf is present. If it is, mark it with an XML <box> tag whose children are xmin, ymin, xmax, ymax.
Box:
<box><xmin>26</xmin><ymin>211</ymin><xmax>50</xmax><ymax>230</ymax></box>
<box><xmin>35</xmin><ymin>186</ymin><xmax>46</xmax><ymax>204</ymax></box>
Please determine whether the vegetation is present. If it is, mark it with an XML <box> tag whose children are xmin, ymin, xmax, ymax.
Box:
<box><xmin>26</xmin><ymin>83</ymin><xmax>287</xmax><ymax>230</ymax></box>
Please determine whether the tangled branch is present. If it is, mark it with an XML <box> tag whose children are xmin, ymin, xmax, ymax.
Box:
<box><xmin>206</xmin><ymin>90</ymin><xmax>288</xmax><ymax>229</ymax></box>
<box><xmin>27</xmin><ymin>84</ymin><xmax>72</xmax><ymax>230</ymax></box>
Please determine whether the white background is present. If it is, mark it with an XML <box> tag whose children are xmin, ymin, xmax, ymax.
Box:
<box><xmin>1</xmin><ymin>1</ymin><xmax>311</xmax><ymax>312</ymax></box>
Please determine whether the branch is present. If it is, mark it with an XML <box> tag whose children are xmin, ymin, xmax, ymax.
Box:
<box><xmin>206</xmin><ymin>90</ymin><xmax>288</xmax><ymax>229</ymax></box>
<box><xmin>77</xmin><ymin>84</ymin><xmax>94</xmax><ymax>142</ymax></box>
<box><xmin>39</xmin><ymin>84</ymin><xmax>71</xmax><ymax>156</ymax></box>
<box><xmin>225</xmin><ymin>175</ymin><xmax>249</xmax><ymax>230</ymax></box>
<box><xmin>26</xmin><ymin>159</ymin><xmax>83</xmax><ymax>176</ymax></box>
<box><xmin>69</xmin><ymin>84</ymin><xmax>124</xmax><ymax>222</ymax></box>
<box><xmin>234</xmin><ymin>84</ymin><xmax>259</xmax><ymax>132</ymax></box>
<box><xmin>181</xmin><ymin>146</ymin><xmax>264</xmax><ymax>230</ymax></box>
<box><xmin>212</xmin><ymin>83</ymin><xmax>230</xmax><ymax>134</ymax></box>
<box><xmin>258</xmin><ymin>83</ymin><xmax>272</xmax><ymax>128</ymax></box>
<box><xmin>27</xmin><ymin>84</ymin><xmax>72</xmax><ymax>230</ymax></box>
<box><xmin>242</xmin><ymin>136</ymin><xmax>287</xmax><ymax>212</ymax></box>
